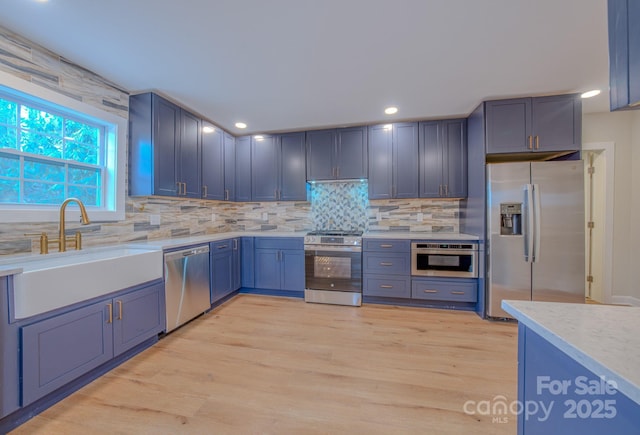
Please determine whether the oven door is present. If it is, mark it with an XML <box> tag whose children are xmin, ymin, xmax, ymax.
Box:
<box><xmin>412</xmin><ymin>249</ymin><xmax>478</xmax><ymax>278</ymax></box>
<box><xmin>304</xmin><ymin>246</ymin><xmax>362</xmax><ymax>292</ymax></box>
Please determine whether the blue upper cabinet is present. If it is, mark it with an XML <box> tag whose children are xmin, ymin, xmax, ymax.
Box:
<box><xmin>129</xmin><ymin>92</ymin><xmax>202</xmax><ymax>198</ymax></box>
<box><xmin>279</xmin><ymin>132</ymin><xmax>307</xmax><ymax>201</ymax></box>
<box><xmin>306</xmin><ymin>127</ymin><xmax>367</xmax><ymax>180</ymax></box>
<box><xmin>368</xmin><ymin>123</ymin><xmax>419</xmax><ymax>199</ymax></box>
<box><xmin>251</xmin><ymin>132</ymin><xmax>306</xmax><ymax>201</ymax></box>
<box><xmin>235</xmin><ymin>136</ymin><xmax>252</xmax><ymax>202</ymax></box>
<box><xmin>419</xmin><ymin>119</ymin><xmax>467</xmax><ymax>198</ymax></box>
<box><xmin>224</xmin><ymin>132</ymin><xmax>236</xmax><ymax>201</ymax></box>
<box><xmin>201</xmin><ymin>123</ymin><xmax>225</xmax><ymax>200</ymax></box>
<box><xmin>251</xmin><ymin>134</ymin><xmax>279</xmax><ymax>201</ymax></box>
<box><xmin>608</xmin><ymin>0</ymin><xmax>640</xmax><ymax>110</ymax></box>
<box><xmin>485</xmin><ymin>95</ymin><xmax>581</xmax><ymax>154</ymax></box>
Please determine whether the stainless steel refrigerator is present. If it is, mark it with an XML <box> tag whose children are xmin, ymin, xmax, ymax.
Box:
<box><xmin>486</xmin><ymin>161</ymin><xmax>585</xmax><ymax>318</ymax></box>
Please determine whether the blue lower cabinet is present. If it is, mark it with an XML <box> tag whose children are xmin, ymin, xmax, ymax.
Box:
<box><xmin>252</xmin><ymin>238</ymin><xmax>304</xmax><ymax>293</ymax></box>
<box><xmin>411</xmin><ymin>278</ymin><xmax>477</xmax><ymax>302</ymax></box>
<box><xmin>20</xmin><ymin>281</ymin><xmax>163</xmax><ymax>407</ymax></box>
<box><xmin>211</xmin><ymin>240</ymin><xmax>234</xmax><ymax>303</ymax></box>
<box><xmin>363</xmin><ymin>275</ymin><xmax>411</xmax><ymax>298</ymax></box>
<box><xmin>517</xmin><ymin>324</ymin><xmax>640</xmax><ymax>434</ymax></box>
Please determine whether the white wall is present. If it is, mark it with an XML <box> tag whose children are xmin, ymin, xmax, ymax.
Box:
<box><xmin>582</xmin><ymin>111</ymin><xmax>640</xmax><ymax>304</ymax></box>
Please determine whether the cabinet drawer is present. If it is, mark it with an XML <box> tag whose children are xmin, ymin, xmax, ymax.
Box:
<box><xmin>363</xmin><ymin>252</ymin><xmax>410</xmax><ymax>275</ymax></box>
<box><xmin>211</xmin><ymin>239</ymin><xmax>232</xmax><ymax>253</ymax></box>
<box><xmin>363</xmin><ymin>239</ymin><xmax>410</xmax><ymax>253</ymax></box>
<box><xmin>411</xmin><ymin>278</ymin><xmax>477</xmax><ymax>302</ymax></box>
<box><xmin>254</xmin><ymin>237</ymin><xmax>303</xmax><ymax>250</ymax></box>
<box><xmin>363</xmin><ymin>275</ymin><xmax>411</xmax><ymax>298</ymax></box>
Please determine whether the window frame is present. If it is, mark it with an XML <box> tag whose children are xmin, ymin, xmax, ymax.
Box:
<box><xmin>0</xmin><ymin>70</ymin><xmax>126</xmax><ymax>223</ymax></box>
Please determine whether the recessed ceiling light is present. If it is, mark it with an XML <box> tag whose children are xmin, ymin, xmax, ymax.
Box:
<box><xmin>581</xmin><ymin>89</ymin><xmax>601</xmax><ymax>99</ymax></box>
<box><xmin>202</xmin><ymin>126</ymin><xmax>215</xmax><ymax>133</ymax></box>
<box><xmin>384</xmin><ymin>106</ymin><xmax>398</xmax><ymax>115</ymax></box>
<box><xmin>235</xmin><ymin>122</ymin><xmax>247</xmax><ymax>129</ymax></box>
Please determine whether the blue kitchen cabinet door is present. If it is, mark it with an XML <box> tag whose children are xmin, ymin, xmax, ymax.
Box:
<box><xmin>251</xmin><ymin>134</ymin><xmax>279</xmax><ymax>201</ymax></box>
<box><xmin>485</xmin><ymin>98</ymin><xmax>532</xmax><ymax>154</ymax></box>
<box><xmin>608</xmin><ymin>0</ymin><xmax>640</xmax><ymax>110</ymax></box>
<box><xmin>254</xmin><ymin>248</ymin><xmax>281</xmax><ymax>289</ymax></box>
<box><xmin>211</xmin><ymin>243</ymin><xmax>234</xmax><ymax>303</ymax></box>
<box><xmin>306</xmin><ymin>129</ymin><xmax>336</xmax><ymax>181</ymax></box>
<box><xmin>442</xmin><ymin>119</ymin><xmax>467</xmax><ymax>198</ymax></box>
<box><xmin>419</xmin><ymin>121</ymin><xmax>444</xmax><ymax>197</ymax></box>
<box><xmin>21</xmin><ymin>301</ymin><xmax>114</xmax><ymax>406</ymax></box>
<box><xmin>337</xmin><ymin>126</ymin><xmax>367</xmax><ymax>180</ymax></box>
<box><xmin>235</xmin><ymin>136</ymin><xmax>252</xmax><ymax>201</ymax></box>
<box><xmin>279</xmin><ymin>132</ymin><xmax>307</xmax><ymax>201</ymax></box>
<box><xmin>367</xmin><ymin>124</ymin><xmax>393</xmax><ymax>199</ymax></box>
<box><xmin>419</xmin><ymin>119</ymin><xmax>467</xmax><ymax>198</ymax></box>
<box><xmin>224</xmin><ymin>132</ymin><xmax>236</xmax><ymax>201</ymax></box>
<box><xmin>201</xmin><ymin>122</ymin><xmax>225</xmax><ymax>200</ymax></box>
<box><xmin>281</xmin><ymin>249</ymin><xmax>304</xmax><ymax>291</ymax></box>
<box><xmin>129</xmin><ymin>93</ymin><xmax>180</xmax><ymax>197</ymax></box>
<box><xmin>531</xmin><ymin>95</ymin><xmax>581</xmax><ymax>153</ymax></box>
<box><xmin>393</xmin><ymin>122</ymin><xmax>419</xmax><ymax>198</ymax></box>
<box><xmin>112</xmin><ymin>281</ymin><xmax>164</xmax><ymax>356</ymax></box>
<box><xmin>179</xmin><ymin>109</ymin><xmax>202</xmax><ymax>198</ymax></box>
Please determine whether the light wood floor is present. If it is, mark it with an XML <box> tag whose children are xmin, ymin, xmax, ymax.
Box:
<box><xmin>11</xmin><ymin>295</ymin><xmax>518</xmax><ymax>434</ymax></box>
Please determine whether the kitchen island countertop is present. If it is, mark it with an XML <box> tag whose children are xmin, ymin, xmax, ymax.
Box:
<box><xmin>502</xmin><ymin>300</ymin><xmax>640</xmax><ymax>406</ymax></box>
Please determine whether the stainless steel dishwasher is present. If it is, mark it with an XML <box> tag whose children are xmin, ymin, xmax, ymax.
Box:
<box><xmin>163</xmin><ymin>245</ymin><xmax>211</xmax><ymax>333</ymax></box>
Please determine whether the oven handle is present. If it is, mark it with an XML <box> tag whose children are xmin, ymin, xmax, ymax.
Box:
<box><xmin>304</xmin><ymin>245</ymin><xmax>362</xmax><ymax>253</ymax></box>
<box><xmin>412</xmin><ymin>249</ymin><xmax>477</xmax><ymax>256</ymax></box>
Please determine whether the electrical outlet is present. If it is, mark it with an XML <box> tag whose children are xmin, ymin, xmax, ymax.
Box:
<box><xmin>417</xmin><ymin>212</ymin><xmax>424</xmax><ymax>222</ymax></box>
<box><xmin>211</xmin><ymin>213</ymin><xmax>216</xmax><ymax>222</ymax></box>
<box><xmin>262</xmin><ymin>212</ymin><xmax>268</xmax><ymax>221</ymax></box>
<box><xmin>150</xmin><ymin>214</ymin><xmax>161</xmax><ymax>225</ymax></box>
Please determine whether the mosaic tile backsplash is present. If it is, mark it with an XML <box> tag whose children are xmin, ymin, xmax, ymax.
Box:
<box><xmin>0</xmin><ymin>24</ymin><xmax>460</xmax><ymax>256</ymax></box>
<box><xmin>310</xmin><ymin>181</ymin><xmax>369</xmax><ymax>232</ymax></box>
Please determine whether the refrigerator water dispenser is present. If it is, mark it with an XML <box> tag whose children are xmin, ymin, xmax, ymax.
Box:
<box><xmin>500</xmin><ymin>203</ymin><xmax>522</xmax><ymax>235</ymax></box>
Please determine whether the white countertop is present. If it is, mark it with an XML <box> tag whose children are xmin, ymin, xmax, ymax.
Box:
<box><xmin>363</xmin><ymin>231</ymin><xmax>479</xmax><ymax>240</ymax></box>
<box><xmin>502</xmin><ymin>300</ymin><xmax>640</xmax><ymax>406</ymax></box>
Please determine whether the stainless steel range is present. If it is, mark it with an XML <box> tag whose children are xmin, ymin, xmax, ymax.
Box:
<box><xmin>304</xmin><ymin>231</ymin><xmax>363</xmax><ymax>306</ymax></box>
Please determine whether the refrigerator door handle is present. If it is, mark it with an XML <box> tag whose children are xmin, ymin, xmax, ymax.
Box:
<box><xmin>524</xmin><ymin>184</ymin><xmax>534</xmax><ymax>263</ymax></box>
<box><xmin>532</xmin><ymin>183</ymin><xmax>542</xmax><ymax>263</ymax></box>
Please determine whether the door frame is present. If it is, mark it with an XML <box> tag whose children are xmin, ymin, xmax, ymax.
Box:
<box><xmin>582</xmin><ymin>142</ymin><xmax>615</xmax><ymax>304</ymax></box>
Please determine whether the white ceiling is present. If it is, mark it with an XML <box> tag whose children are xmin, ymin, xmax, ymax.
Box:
<box><xmin>0</xmin><ymin>0</ymin><xmax>610</xmax><ymax>135</ymax></box>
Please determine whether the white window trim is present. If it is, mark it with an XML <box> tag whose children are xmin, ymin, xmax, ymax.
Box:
<box><xmin>0</xmin><ymin>69</ymin><xmax>126</xmax><ymax>223</ymax></box>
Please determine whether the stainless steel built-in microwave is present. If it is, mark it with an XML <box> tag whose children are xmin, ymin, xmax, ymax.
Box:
<box><xmin>411</xmin><ymin>242</ymin><xmax>478</xmax><ymax>278</ymax></box>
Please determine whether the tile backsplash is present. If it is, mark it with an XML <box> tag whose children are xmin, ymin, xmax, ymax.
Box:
<box><xmin>310</xmin><ymin>181</ymin><xmax>369</xmax><ymax>232</ymax></box>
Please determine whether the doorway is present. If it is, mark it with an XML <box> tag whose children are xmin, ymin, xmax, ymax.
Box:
<box><xmin>582</xmin><ymin>142</ymin><xmax>614</xmax><ymax>304</ymax></box>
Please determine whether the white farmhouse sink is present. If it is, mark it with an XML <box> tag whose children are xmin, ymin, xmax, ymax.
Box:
<box><xmin>7</xmin><ymin>247</ymin><xmax>163</xmax><ymax>319</ymax></box>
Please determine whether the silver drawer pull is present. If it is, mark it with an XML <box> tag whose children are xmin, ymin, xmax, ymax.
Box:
<box><xmin>451</xmin><ymin>291</ymin><xmax>465</xmax><ymax>295</ymax></box>
<box><xmin>380</xmin><ymin>244</ymin><xmax>393</xmax><ymax>248</ymax></box>
<box><xmin>423</xmin><ymin>290</ymin><xmax>438</xmax><ymax>293</ymax></box>
<box><xmin>218</xmin><ymin>245</ymin><xmax>228</xmax><ymax>249</ymax></box>
<box><xmin>380</xmin><ymin>262</ymin><xmax>393</xmax><ymax>266</ymax></box>
<box><xmin>380</xmin><ymin>285</ymin><xmax>394</xmax><ymax>289</ymax></box>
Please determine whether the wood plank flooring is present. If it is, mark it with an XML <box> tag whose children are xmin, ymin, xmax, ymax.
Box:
<box><xmin>10</xmin><ymin>295</ymin><xmax>518</xmax><ymax>434</ymax></box>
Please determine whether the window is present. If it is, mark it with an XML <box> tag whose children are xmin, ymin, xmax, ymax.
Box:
<box><xmin>0</xmin><ymin>97</ymin><xmax>104</xmax><ymax>206</ymax></box>
<box><xmin>0</xmin><ymin>73</ymin><xmax>126</xmax><ymax>222</ymax></box>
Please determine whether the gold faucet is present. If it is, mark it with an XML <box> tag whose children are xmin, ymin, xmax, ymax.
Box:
<box><xmin>58</xmin><ymin>198</ymin><xmax>91</xmax><ymax>252</ymax></box>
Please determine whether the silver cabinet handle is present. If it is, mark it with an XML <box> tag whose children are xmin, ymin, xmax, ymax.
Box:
<box><xmin>224</xmin><ymin>189</ymin><xmax>229</xmax><ymax>200</ymax></box>
<box><xmin>116</xmin><ymin>300</ymin><xmax>123</xmax><ymax>320</ymax></box>
<box><xmin>380</xmin><ymin>244</ymin><xmax>393</xmax><ymax>248</ymax></box>
<box><xmin>176</xmin><ymin>182</ymin><xmax>181</xmax><ymax>195</ymax></box>
<box><xmin>106</xmin><ymin>303</ymin><xmax>113</xmax><ymax>323</ymax></box>
<box><xmin>444</xmin><ymin>185</ymin><xmax>449</xmax><ymax>197</ymax></box>
<box><xmin>380</xmin><ymin>285</ymin><xmax>393</xmax><ymax>289</ymax></box>
<box><xmin>379</xmin><ymin>262</ymin><xmax>393</xmax><ymax>266</ymax></box>
<box><xmin>203</xmin><ymin>185</ymin><xmax>208</xmax><ymax>198</ymax></box>
<box><xmin>423</xmin><ymin>289</ymin><xmax>438</xmax><ymax>293</ymax></box>
<box><xmin>218</xmin><ymin>244</ymin><xmax>228</xmax><ymax>249</ymax></box>
<box><xmin>451</xmin><ymin>291</ymin><xmax>465</xmax><ymax>295</ymax></box>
